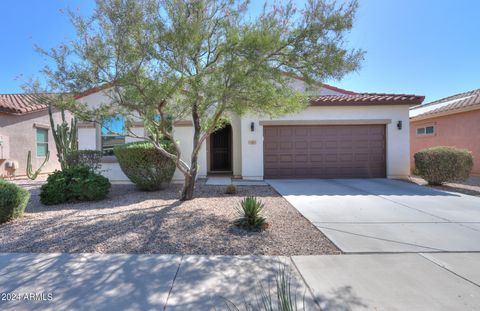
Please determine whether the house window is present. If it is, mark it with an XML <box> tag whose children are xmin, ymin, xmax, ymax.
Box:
<box><xmin>416</xmin><ymin>126</ymin><xmax>435</xmax><ymax>135</ymax></box>
<box><xmin>36</xmin><ymin>128</ymin><xmax>49</xmax><ymax>157</ymax></box>
<box><xmin>101</xmin><ymin>116</ymin><xmax>126</xmax><ymax>156</ymax></box>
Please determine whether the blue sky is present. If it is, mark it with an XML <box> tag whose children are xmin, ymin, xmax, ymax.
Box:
<box><xmin>0</xmin><ymin>0</ymin><xmax>478</xmax><ymax>103</ymax></box>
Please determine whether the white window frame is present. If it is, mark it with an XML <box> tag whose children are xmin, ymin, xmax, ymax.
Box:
<box><xmin>416</xmin><ymin>125</ymin><xmax>435</xmax><ymax>136</ymax></box>
<box><xmin>101</xmin><ymin>116</ymin><xmax>126</xmax><ymax>156</ymax></box>
<box><xmin>36</xmin><ymin>128</ymin><xmax>49</xmax><ymax>157</ymax></box>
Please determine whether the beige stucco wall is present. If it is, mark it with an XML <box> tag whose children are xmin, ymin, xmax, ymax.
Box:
<box><xmin>171</xmin><ymin>125</ymin><xmax>208</xmax><ymax>182</ymax></box>
<box><xmin>0</xmin><ymin>109</ymin><xmax>71</xmax><ymax>178</ymax></box>
<box><xmin>170</xmin><ymin>104</ymin><xmax>411</xmax><ymax>181</ymax></box>
<box><xmin>74</xmin><ymin>79</ymin><xmax>412</xmax><ymax>182</ymax></box>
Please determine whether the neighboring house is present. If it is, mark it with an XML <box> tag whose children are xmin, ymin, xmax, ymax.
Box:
<box><xmin>0</xmin><ymin>94</ymin><xmax>70</xmax><ymax>178</ymax></box>
<box><xmin>410</xmin><ymin>89</ymin><xmax>480</xmax><ymax>176</ymax></box>
<box><xmin>75</xmin><ymin>77</ymin><xmax>424</xmax><ymax>182</ymax></box>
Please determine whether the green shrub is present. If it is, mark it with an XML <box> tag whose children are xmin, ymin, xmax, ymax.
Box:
<box><xmin>40</xmin><ymin>166</ymin><xmax>111</xmax><ymax>205</ymax></box>
<box><xmin>0</xmin><ymin>180</ymin><xmax>30</xmax><ymax>222</ymax></box>
<box><xmin>114</xmin><ymin>141</ymin><xmax>176</xmax><ymax>191</ymax></box>
<box><xmin>235</xmin><ymin>196</ymin><xmax>267</xmax><ymax>230</ymax></box>
<box><xmin>66</xmin><ymin>150</ymin><xmax>103</xmax><ymax>172</ymax></box>
<box><xmin>414</xmin><ymin>146</ymin><xmax>473</xmax><ymax>185</ymax></box>
<box><xmin>226</xmin><ymin>184</ymin><xmax>236</xmax><ymax>194</ymax></box>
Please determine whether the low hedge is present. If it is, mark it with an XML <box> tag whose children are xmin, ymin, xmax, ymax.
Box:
<box><xmin>66</xmin><ymin>150</ymin><xmax>103</xmax><ymax>172</ymax></box>
<box><xmin>114</xmin><ymin>141</ymin><xmax>176</xmax><ymax>191</ymax></box>
<box><xmin>40</xmin><ymin>166</ymin><xmax>111</xmax><ymax>205</ymax></box>
<box><xmin>0</xmin><ymin>180</ymin><xmax>30</xmax><ymax>222</ymax></box>
<box><xmin>414</xmin><ymin>146</ymin><xmax>473</xmax><ymax>185</ymax></box>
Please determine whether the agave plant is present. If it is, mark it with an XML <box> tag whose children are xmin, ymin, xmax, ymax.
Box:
<box><xmin>235</xmin><ymin>196</ymin><xmax>267</xmax><ymax>230</ymax></box>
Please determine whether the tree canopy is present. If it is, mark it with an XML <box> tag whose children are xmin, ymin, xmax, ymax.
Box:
<box><xmin>31</xmin><ymin>0</ymin><xmax>364</xmax><ymax>200</ymax></box>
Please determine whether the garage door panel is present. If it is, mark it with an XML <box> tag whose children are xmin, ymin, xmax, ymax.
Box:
<box><xmin>310</xmin><ymin>154</ymin><xmax>323</xmax><ymax>162</ymax></box>
<box><xmin>310</xmin><ymin>128</ymin><xmax>324</xmax><ymax>135</ymax></box>
<box><xmin>264</xmin><ymin>125</ymin><xmax>386</xmax><ymax>179</ymax></box>
<box><xmin>264</xmin><ymin>127</ymin><xmax>278</xmax><ymax>137</ymax></box>
<box><xmin>295</xmin><ymin>155</ymin><xmax>308</xmax><ymax>162</ymax></box>
<box><xmin>264</xmin><ymin>141</ymin><xmax>278</xmax><ymax>150</ymax></box>
<box><xmin>295</xmin><ymin>127</ymin><xmax>308</xmax><ymax>136</ymax></box>
<box><xmin>279</xmin><ymin>141</ymin><xmax>293</xmax><ymax>149</ymax></box>
<box><xmin>279</xmin><ymin>154</ymin><xmax>293</xmax><ymax>163</ymax></box>
<box><xmin>325</xmin><ymin>141</ymin><xmax>338</xmax><ymax>149</ymax></box>
<box><xmin>339</xmin><ymin>154</ymin><xmax>354</xmax><ymax>162</ymax></box>
<box><xmin>325</xmin><ymin>154</ymin><xmax>338</xmax><ymax>162</ymax></box>
<box><xmin>264</xmin><ymin>155</ymin><xmax>278</xmax><ymax>163</ymax></box>
<box><xmin>279</xmin><ymin>128</ymin><xmax>293</xmax><ymax>136</ymax></box>
<box><xmin>295</xmin><ymin>141</ymin><xmax>308</xmax><ymax>149</ymax></box>
<box><xmin>352</xmin><ymin>140</ymin><xmax>368</xmax><ymax>148</ymax></box>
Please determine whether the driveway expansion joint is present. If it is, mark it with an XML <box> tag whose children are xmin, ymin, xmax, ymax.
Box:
<box><xmin>419</xmin><ymin>253</ymin><xmax>480</xmax><ymax>288</ymax></box>
<box><xmin>163</xmin><ymin>255</ymin><xmax>184</xmax><ymax>310</ymax></box>
<box><xmin>289</xmin><ymin>256</ymin><xmax>323</xmax><ymax>310</ymax></box>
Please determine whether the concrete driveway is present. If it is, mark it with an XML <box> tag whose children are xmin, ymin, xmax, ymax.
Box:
<box><xmin>268</xmin><ymin>178</ymin><xmax>480</xmax><ymax>253</ymax></box>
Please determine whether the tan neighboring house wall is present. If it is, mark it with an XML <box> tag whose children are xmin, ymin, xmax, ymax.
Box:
<box><xmin>410</xmin><ymin>89</ymin><xmax>480</xmax><ymax>176</ymax></box>
<box><xmin>0</xmin><ymin>109</ymin><xmax>69</xmax><ymax>178</ymax></box>
<box><xmin>410</xmin><ymin>108</ymin><xmax>480</xmax><ymax>176</ymax></box>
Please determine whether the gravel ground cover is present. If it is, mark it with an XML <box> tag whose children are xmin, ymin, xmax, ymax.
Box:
<box><xmin>0</xmin><ymin>180</ymin><xmax>339</xmax><ymax>255</ymax></box>
<box><xmin>409</xmin><ymin>176</ymin><xmax>480</xmax><ymax>197</ymax></box>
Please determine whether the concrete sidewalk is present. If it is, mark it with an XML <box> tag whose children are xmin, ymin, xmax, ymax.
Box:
<box><xmin>1</xmin><ymin>253</ymin><xmax>479</xmax><ymax>310</ymax></box>
<box><xmin>294</xmin><ymin>253</ymin><xmax>480</xmax><ymax>311</ymax></box>
<box><xmin>0</xmin><ymin>253</ymin><xmax>315</xmax><ymax>311</ymax></box>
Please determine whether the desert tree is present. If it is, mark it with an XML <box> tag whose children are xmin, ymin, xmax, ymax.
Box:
<box><xmin>32</xmin><ymin>0</ymin><xmax>364</xmax><ymax>200</ymax></box>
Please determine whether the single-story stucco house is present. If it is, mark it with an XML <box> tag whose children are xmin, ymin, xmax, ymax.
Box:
<box><xmin>75</xmin><ymin>76</ymin><xmax>424</xmax><ymax>182</ymax></box>
<box><xmin>410</xmin><ymin>89</ymin><xmax>480</xmax><ymax>175</ymax></box>
<box><xmin>0</xmin><ymin>94</ymin><xmax>71</xmax><ymax>178</ymax></box>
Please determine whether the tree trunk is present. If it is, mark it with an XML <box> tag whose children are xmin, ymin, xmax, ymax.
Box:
<box><xmin>180</xmin><ymin>153</ymin><xmax>198</xmax><ymax>200</ymax></box>
<box><xmin>180</xmin><ymin>173</ymin><xmax>195</xmax><ymax>201</ymax></box>
<box><xmin>180</xmin><ymin>169</ymin><xmax>197</xmax><ymax>200</ymax></box>
<box><xmin>180</xmin><ymin>100</ymin><xmax>201</xmax><ymax>201</ymax></box>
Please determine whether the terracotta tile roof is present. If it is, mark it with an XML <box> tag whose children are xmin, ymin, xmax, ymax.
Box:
<box><xmin>73</xmin><ymin>77</ymin><xmax>424</xmax><ymax>107</ymax></box>
<box><xmin>410</xmin><ymin>89</ymin><xmax>480</xmax><ymax>119</ymax></box>
<box><xmin>0</xmin><ymin>93</ymin><xmax>53</xmax><ymax>115</ymax></box>
<box><xmin>310</xmin><ymin>93</ymin><xmax>424</xmax><ymax>106</ymax></box>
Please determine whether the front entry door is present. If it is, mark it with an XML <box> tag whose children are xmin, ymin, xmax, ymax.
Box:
<box><xmin>210</xmin><ymin>125</ymin><xmax>232</xmax><ymax>172</ymax></box>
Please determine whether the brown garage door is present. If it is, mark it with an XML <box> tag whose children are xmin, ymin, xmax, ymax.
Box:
<box><xmin>263</xmin><ymin>125</ymin><xmax>386</xmax><ymax>179</ymax></box>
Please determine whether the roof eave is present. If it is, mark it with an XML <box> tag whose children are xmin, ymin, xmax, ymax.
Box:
<box><xmin>410</xmin><ymin>104</ymin><xmax>480</xmax><ymax>121</ymax></box>
<box><xmin>0</xmin><ymin>106</ymin><xmax>49</xmax><ymax>116</ymax></box>
<box><xmin>310</xmin><ymin>98</ymin><xmax>424</xmax><ymax>107</ymax></box>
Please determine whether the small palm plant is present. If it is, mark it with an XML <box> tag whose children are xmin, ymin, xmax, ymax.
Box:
<box><xmin>235</xmin><ymin>196</ymin><xmax>267</xmax><ymax>230</ymax></box>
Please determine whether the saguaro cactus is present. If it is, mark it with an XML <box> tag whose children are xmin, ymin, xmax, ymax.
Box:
<box><xmin>26</xmin><ymin>150</ymin><xmax>50</xmax><ymax>180</ymax></box>
<box><xmin>48</xmin><ymin>104</ymin><xmax>78</xmax><ymax>170</ymax></box>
